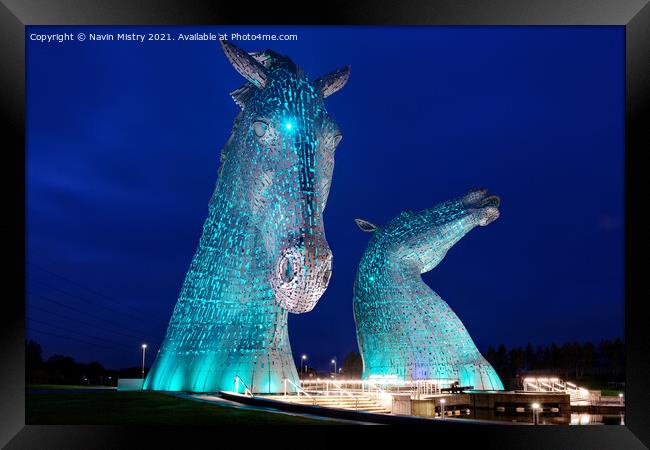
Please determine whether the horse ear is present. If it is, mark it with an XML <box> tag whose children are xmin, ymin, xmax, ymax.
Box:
<box><xmin>220</xmin><ymin>39</ymin><xmax>269</xmax><ymax>88</ymax></box>
<box><xmin>355</xmin><ymin>218</ymin><xmax>378</xmax><ymax>233</ymax></box>
<box><xmin>315</xmin><ymin>65</ymin><xmax>350</xmax><ymax>98</ymax></box>
<box><xmin>230</xmin><ymin>84</ymin><xmax>255</xmax><ymax>108</ymax></box>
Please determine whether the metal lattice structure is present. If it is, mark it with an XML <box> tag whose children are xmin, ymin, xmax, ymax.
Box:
<box><xmin>144</xmin><ymin>40</ymin><xmax>349</xmax><ymax>393</ymax></box>
<box><xmin>353</xmin><ymin>189</ymin><xmax>505</xmax><ymax>390</ymax></box>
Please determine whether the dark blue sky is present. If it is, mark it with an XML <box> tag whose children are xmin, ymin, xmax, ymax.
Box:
<box><xmin>26</xmin><ymin>26</ymin><xmax>624</xmax><ymax>371</ymax></box>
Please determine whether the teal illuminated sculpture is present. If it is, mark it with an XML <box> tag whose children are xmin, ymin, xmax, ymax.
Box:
<box><xmin>353</xmin><ymin>189</ymin><xmax>505</xmax><ymax>390</ymax></box>
<box><xmin>144</xmin><ymin>40</ymin><xmax>349</xmax><ymax>393</ymax></box>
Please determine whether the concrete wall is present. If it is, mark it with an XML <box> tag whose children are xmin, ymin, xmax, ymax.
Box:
<box><xmin>391</xmin><ymin>394</ymin><xmax>412</xmax><ymax>415</ymax></box>
<box><xmin>409</xmin><ymin>392</ymin><xmax>571</xmax><ymax>419</ymax></box>
<box><xmin>412</xmin><ymin>394</ymin><xmax>470</xmax><ymax>417</ymax></box>
<box><xmin>117</xmin><ymin>378</ymin><xmax>144</xmax><ymax>391</ymax></box>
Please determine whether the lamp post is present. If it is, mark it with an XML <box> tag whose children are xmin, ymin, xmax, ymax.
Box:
<box><xmin>301</xmin><ymin>355</ymin><xmax>307</xmax><ymax>374</ymax></box>
<box><xmin>532</xmin><ymin>402</ymin><xmax>540</xmax><ymax>425</ymax></box>
<box><xmin>619</xmin><ymin>392</ymin><xmax>624</xmax><ymax>405</ymax></box>
<box><xmin>141</xmin><ymin>344</ymin><xmax>147</xmax><ymax>379</ymax></box>
<box><xmin>440</xmin><ymin>398</ymin><xmax>446</xmax><ymax>418</ymax></box>
<box><xmin>331</xmin><ymin>359</ymin><xmax>336</xmax><ymax>377</ymax></box>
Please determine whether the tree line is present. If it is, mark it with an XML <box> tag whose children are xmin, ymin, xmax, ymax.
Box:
<box><xmin>26</xmin><ymin>340</ymin><xmax>143</xmax><ymax>386</ymax></box>
<box><xmin>340</xmin><ymin>339</ymin><xmax>624</xmax><ymax>388</ymax></box>
<box><xmin>27</xmin><ymin>338</ymin><xmax>625</xmax><ymax>387</ymax></box>
<box><xmin>484</xmin><ymin>339</ymin><xmax>625</xmax><ymax>385</ymax></box>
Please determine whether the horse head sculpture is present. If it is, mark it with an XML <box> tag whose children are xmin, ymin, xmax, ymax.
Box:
<box><xmin>353</xmin><ymin>189</ymin><xmax>504</xmax><ymax>390</ymax></box>
<box><xmin>144</xmin><ymin>41</ymin><xmax>349</xmax><ymax>393</ymax></box>
<box><xmin>219</xmin><ymin>40</ymin><xmax>349</xmax><ymax>313</ymax></box>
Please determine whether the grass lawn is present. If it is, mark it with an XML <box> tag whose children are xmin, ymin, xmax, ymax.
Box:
<box><xmin>573</xmin><ymin>379</ymin><xmax>625</xmax><ymax>397</ymax></box>
<box><xmin>599</xmin><ymin>389</ymin><xmax>625</xmax><ymax>397</ymax></box>
<box><xmin>26</xmin><ymin>391</ymin><xmax>340</xmax><ymax>425</ymax></box>
<box><xmin>28</xmin><ymin>384</ymin><xmax>115</xmax><ymax>390</ymax></box>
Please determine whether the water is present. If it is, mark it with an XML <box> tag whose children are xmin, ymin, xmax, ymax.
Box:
<box><xmin>432</xmin><ymin>407</ymin><xmax>625</xmax><ymax>425</ymax></box>
<box><xmin>569</xmin><ymin>413</ymin><xmax>625</xmax><ymax>426</ymax></box>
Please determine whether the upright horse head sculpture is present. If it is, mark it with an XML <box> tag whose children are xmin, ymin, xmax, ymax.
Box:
<box><xmin>144</xmin><ymin>40</ymin><xmax>349</xmax><ymax>393</ymax></box>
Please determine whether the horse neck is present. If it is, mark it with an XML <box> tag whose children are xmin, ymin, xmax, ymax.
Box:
<box><xmin>199</xmin><ymin>177</ymin><xmax>274</xmax><ymax>291</ymax></box>
<box><xmin>358</xmin><ymin>242</ymin><xmax>422</xmax><ymax>289</ymax></box>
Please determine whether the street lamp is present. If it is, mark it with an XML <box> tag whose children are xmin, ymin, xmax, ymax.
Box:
<box><xmin>141</xmin><ymin>344</ymin><xmax>147</xmax><ymax>379</ymax></box>
<box><xmin>331</xmin><ymin>359</ymin><xmax>336</xmax><ymax>376</ymax></box>
<box><xmin>301</xmin><ymin>354</ymin><xmax>307</xmax><ymax>374</ymax></box>
<box><xmin>619</xmin><ymin>392</ymin><xmax>624</xmax><ymax>405</ymax></box>
<box><xmin>531</xmin><ymin>402</ymin><xmax>541</xmax><ymax>425</ymax></box>
<box><xmin>440</xmin><ymin>398</ymin><xmax>446</xmax><ymax>418</ymax></box>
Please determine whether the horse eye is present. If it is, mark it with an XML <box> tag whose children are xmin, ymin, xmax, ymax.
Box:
<box><xmin>253</xmin><ymin>121</ymin><xmax>268</xmax><ymax>137</ymax></box>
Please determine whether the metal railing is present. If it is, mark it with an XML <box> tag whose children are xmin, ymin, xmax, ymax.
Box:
<box><xmin>300</xmin><ymin>378</ymin><xmax>455</xmax><ymax>398</ymax></box>
<box><xmin>283</xmin><ymin>378</ymin><xmax>316</xmax><ymax>405</ymax></box>
<box><xmin>328</xmin><ymin>380</ymin><xmax>361</xmax><ymax>409</ymax></box>
<box><xmin>522</xmin><ymin>377</ymin><xmax>593</xmax><ymax>403</ymax></box>
<box><xmin>234</xmin><ymin>376</ymin><xmax>253</xmax><ymax>397</ymax></box>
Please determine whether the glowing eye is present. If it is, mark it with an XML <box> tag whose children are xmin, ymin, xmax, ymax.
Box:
<box><xmin>253</xmin><ymin>121</ymin><xmax>267</xmax><ymax>137</ymax></box>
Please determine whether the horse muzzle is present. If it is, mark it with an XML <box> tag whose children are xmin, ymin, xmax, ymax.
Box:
<box><xmin>269</xmin><ymin>238</ymin><xmax>333</xmax><ymax>314</ymax></box>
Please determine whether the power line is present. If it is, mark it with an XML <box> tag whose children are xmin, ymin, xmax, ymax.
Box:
<box><xmin>28</xmin><ymin>260</ymin><xmax>171</xmax><ymax>321</ymax></box>
<box><xmin>27</xmin><ymin>317</ymin><xmax>140</xmax><ymax>351</ymax></box>
<box><xmin>27</xmin><ymin>276</ymin><xmax>152</xmax><ymax>323</ymax></box>
<box><xmin>29</xmin><ymin>327</ymin><xmax>132</xmax><ymax>354</ymax></box>
<box><xmin>27</xmin><ymin>290</ymin><xmax>154</xmax><ymax>336</ymax></box>
<box><xmin>26</xmin><ymin>301</ymin><xmax>150</xmax><ymax>341</ymax></box>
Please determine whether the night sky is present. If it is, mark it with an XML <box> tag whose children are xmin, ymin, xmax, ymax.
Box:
<box><xmin>26</xmin><ymin>26</ymin><xmax>624</xmax><ymax>371</ymax></box>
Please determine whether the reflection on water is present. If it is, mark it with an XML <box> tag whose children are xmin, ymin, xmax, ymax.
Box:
<box><xmin>437</xmin><ymin>408</ymin><xmax>625</xmax><ymax>425</ymax></box>
<box><xmin>570</xmin><ymin>413</ymin><xmax>625</xmax><ymax>426</ymax></box>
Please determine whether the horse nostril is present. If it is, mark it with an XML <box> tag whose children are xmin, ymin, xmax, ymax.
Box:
<box><xmin>322</xmin><ymin>269</ymin><xmax>332</xmax><ymax>286</ymax></box>
<box><xmin>481</xmin><ymin>195</ymin><xmax>500</xmax><ymax>208</ymax></box>
<box><xmin>280</xmin><ymin>256</ymin><xmax>296</xmax><ymax>283</ymax></box>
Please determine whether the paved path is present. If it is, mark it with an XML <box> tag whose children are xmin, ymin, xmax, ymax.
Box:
<box><xmin>177</xmin><ymin>392</ymin><xmax>380</xmax><ymax>425</ymax></box>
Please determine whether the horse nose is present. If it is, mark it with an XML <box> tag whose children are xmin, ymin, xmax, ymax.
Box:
<box><xmin>278</xmin><ymin>250</ymin><xmax>298</xmax><ymax>283</ymax></box>
<box><xmin>279</xmin><ymin>237</ymin><xmax>332</xmax><ymax>285</ymax></box>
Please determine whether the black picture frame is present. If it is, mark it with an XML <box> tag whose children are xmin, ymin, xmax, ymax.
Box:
<box><xmin>2</xmin><ymin>1</ymin><xmax>648</xmax><ymax>448</ymax></box>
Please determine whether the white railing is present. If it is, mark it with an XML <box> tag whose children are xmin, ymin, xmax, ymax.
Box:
<box><xmin>283</xmin><ymin>378</ymin><xmax>316</xmax><ymax>405</ymax></box>
<box><xmin>300</xmin><ymin>378</ymin><xmax>455</xmax><ymax>394</ymax></box>
<box><xmin>234</xmin><ymin>376</ymin><xmax>253</xmax><ymax>397</ymax></box>
<box><xmin>522</xmin><ymin>377</ymin><xmax>593</xmax><ymax>403</ymax></box>
<box><xmin>299</xmin><ymin>377</ymin><xmax>457</xmax><ymax>411</ymax></box>
<box><xmin>329</xmin><ymin>380</ymin><xmax>361</xmax><ymax>409</ymax></box>
<box><xmin>365</xmin><ymin>382</ymin><xmax>392</xmax><ymax>410</ymax></box>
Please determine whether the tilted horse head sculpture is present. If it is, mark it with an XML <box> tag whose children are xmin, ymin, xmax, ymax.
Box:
<box><xmin>144</xmin><ymin>41</ymin><xmax>349</xmax><ymax>393</ymax></box>
<box><xmin>353</xmin><ymin>189</ymin><xmax>504</xmax><ymax>390</ymax></box>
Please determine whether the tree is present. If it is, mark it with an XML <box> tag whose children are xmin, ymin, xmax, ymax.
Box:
<box><xmin>83</xmin><ymin>361</ymin><xmax>106</xmax><ymax>385</ymax></box>
<box><xmin>45</xmin><ymin>355</ymin><xmax>83</xmax><ymax>384</ymax></box>
<box><xmin>25</xmin><ymin>340</ymin><xmax>43</xmax><ymax>383</ymax></box>
<box><xmin>341</xmin><ymin>352</ymin><xmax>363</xmax><ymax>378</ymax></box>
<box><xmin>509</xmin><ymin>348</ymin><xmax>526</xmax><ymax>378</ymax></box>
<box><xmin>525</xmin><ymin>343</ymin><xmax>535</xmax><ymax>370</ymax></box>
